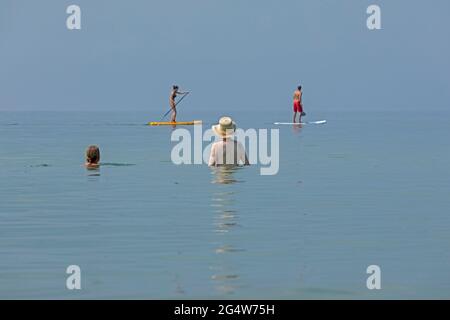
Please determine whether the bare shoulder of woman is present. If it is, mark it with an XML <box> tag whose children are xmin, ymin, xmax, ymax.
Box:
<box><xmin>85</xmin><ymin>163</ymin><xmax>100</xmax><ymax>169</ymax></box>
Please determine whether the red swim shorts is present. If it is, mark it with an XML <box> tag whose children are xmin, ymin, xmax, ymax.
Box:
<box><xmin>293</xmin><ymin>101</ymin><xmax>303</xmax><ymax>113</ymax></box>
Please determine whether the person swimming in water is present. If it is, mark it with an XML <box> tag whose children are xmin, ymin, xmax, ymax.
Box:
<box><xmin>293</xmin><ymin>85</ymin><xmax>305</xmax><ymax>123</ymax></box>
<box><xmin>85</xmin><ymin>145</ymin><xmax>100</xmax><ymax>169</ymax></box>
<box><xmin>169</xmin><ymin>85</ymin><xmax>189</xmax><ymax>122</ymax></box>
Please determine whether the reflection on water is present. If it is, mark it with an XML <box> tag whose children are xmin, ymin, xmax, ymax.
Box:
<box><xmin>210</xmin><ymin>165</ymin><xmax>244</xmax><ymax>184</ymax></box>
<box><xmin>174</xmin><ymin>274</ymin><xmax>186</xmax><ymax>295</ymax></box>
<box><xmin>86</xmin><ymin>166</ymin><xmax>101</xmax><ymax>177</ymax></box>
<box><xmin>87</xmin><ymin>173</ymin><xmax>101</xmax><ymax>178</ymax></box>
<box><xmin>210</xmin><ymin>166</ymin><xmax>245</xmax><ymax>295</ymax></box>
<box><xmin>292</xmin><ymin>123</ymin><xmax>303</xmax><ymax>134</ymax></box>
<box><xmin>86</xmin><ymin>163</ymin><xmax>135</xmax><ymax>177</ymax></box>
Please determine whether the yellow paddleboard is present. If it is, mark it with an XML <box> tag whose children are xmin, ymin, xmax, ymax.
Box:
<box><xmin>148</xmin><ymin>120</ymin><xmax>202</xmax><ymax>126</ymax></box>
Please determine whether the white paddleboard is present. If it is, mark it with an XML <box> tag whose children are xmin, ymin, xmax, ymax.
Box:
<box><xmin>274</xmin><ymin>120</ymin><xmax>327</xmax><ymax>125</ymax></box>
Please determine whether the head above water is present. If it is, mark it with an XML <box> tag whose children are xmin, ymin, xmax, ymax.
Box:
<box><xmin>173</xmin><ymin>85</ymin><xmax>179</xmax><ymax>90</ymax></box>
<box><xmin>297</xmin><ymin>86</ymin><xmax>302</xmax><ymax>91</ymax></box>
<box><xmin>85</xmin><ymin>145</ymin><xmax>100</xmax><ymax>164</ymax></box>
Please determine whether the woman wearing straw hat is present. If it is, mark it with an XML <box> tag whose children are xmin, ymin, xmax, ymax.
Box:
<box><xmin>209</xmin><ymin>116</ymin><xmax>250</xmax><ymax>167</ymax></box>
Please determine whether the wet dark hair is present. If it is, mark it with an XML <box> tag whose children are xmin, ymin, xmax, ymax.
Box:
<box><xmin>298</xmin><ymin>86</ymin><xmax>302</xmax><ymax>90</ymax></box>
<box><xmin>86</xmin><ymin>145</ymin><xmax>100</xmax><ymax>164</ymax></box>
<box><xmin>173</xmin><ymin>85</ymin><xmax>179</xmax><ymax>90</ymax></box>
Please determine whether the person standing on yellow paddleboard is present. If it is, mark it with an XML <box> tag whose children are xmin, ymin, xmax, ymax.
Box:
<box><xmin>169</xmin><ymin>85</ymin><xmax>189</xmax><ymax>122</ymax></box>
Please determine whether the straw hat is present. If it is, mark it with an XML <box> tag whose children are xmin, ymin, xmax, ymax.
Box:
<box><xmin>212</xmin><ymin>116</ymin><xmax>237</xmax><ymax>138</ymax></box>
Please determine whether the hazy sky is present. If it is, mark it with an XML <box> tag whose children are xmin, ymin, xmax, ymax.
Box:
<box><xmin>1</xmin><ymin>0</ymin><xmax>449</xmax><ymax>111</ymax></box>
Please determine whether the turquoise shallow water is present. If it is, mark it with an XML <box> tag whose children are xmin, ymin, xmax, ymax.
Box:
<box><xmin>0</xmin><ymin>109</ymin><xmax>449</xmax><ymax>299</ymax></box>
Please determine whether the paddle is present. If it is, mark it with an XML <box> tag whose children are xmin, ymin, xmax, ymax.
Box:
<box><xmin>162</xmin><ymin>92</ymin><xmax>190</xmax><ymax>120</ymax></box>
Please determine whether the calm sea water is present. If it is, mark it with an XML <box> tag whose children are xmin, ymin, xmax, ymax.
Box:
<box><xmin>0</xmin><ymin>108</ymin><xmax>449</xmax><ymax>299</ymax></box>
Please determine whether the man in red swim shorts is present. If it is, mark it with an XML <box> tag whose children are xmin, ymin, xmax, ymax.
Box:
<box><xmin>293</xmin><ymin>85</ymin><xmax>305</xmax><ymax>123</ymax></box>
